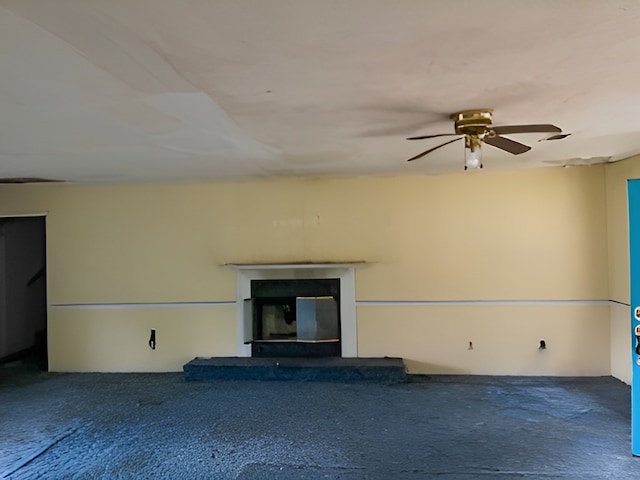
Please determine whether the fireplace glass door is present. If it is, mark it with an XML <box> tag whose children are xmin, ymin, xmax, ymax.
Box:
<box><xmin>296</xmin><ymin>296</ymin><xmax>339</xmax><ymax>341</ymax></box>
<box><xmin>260</xmin><ymin>299</ymin><xmax>297</xmax><ymax>341</ymax></box>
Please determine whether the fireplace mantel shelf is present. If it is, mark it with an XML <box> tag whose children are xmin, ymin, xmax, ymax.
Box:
<box><xmin>225</xmin><ymin>262</ymin><xmax>366</xmax><ymax>270</ymax></box>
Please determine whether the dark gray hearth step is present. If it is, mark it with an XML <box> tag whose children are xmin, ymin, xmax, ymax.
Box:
<box><xmin>183</xmin><ymin>356</ymin><xmax>407</xmax><ymax>383</ymax></box>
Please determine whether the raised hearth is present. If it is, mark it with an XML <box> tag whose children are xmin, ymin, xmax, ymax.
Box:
<box><xmin>183</xmin><ymin>357</ymin><xmax>407</xmax><ymax>383</ymax></box>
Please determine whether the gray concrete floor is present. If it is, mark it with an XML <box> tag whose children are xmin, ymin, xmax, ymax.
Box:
<box><xmin>0</xmin><ymin>363</ymin><xmax>637</xmax><ymax>479</ymax></box>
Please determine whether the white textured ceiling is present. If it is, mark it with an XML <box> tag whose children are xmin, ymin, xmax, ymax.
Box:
<box><xmin>2</xmin><ymin>0</ymin><xmax>640</xmax><ymax>183</ymax></box>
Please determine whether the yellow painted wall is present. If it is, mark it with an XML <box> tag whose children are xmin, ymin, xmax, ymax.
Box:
<box><xmin>605</xmin><ymin>155</ymin><xmax>640</xmax><ymax>303</ymax></box>
<box><xmin>0</xmin><ymin>166</ymin><xmax>610</xmax><ymax>373</ymax></box>
<box><xmin>352</xmin><ymin>168</ymin><xmax>608</xmax><ymax>301</ymax></box>
<box><xmin>358</xmin><ymin>303</ymin><xmax>610</xmax><ymax>375</ymax></box>
<box><xmin>604</xmin><ymin>154</ymin><xmax>640</xmax><ymax>383</ymax></box>
<box><xmin>48</xmin><ymin>305</ymin><xmax>236</xmax><ymax>372</ymax></box>
<box><xmin>610</xmin><ymin>301</ymin><xmax>631</xmax><ymax>384</ymax></box>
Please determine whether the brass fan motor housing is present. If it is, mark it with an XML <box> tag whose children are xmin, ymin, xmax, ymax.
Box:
<box><xmin>451</xmin><ymin>109</ymin><xmax>494</xmax><ymax>137</ymax></box>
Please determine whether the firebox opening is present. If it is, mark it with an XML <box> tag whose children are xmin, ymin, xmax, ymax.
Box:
<box><xmin>249</xmin><ymin>279</ymin><xmax>341</xmax><ymax>358</ymax></box>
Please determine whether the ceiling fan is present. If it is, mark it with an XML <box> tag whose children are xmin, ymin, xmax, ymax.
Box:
<box><xmin>406</xmin><ymin>109</ymin><xmax>563</xmax><ymax>170</ymax></box>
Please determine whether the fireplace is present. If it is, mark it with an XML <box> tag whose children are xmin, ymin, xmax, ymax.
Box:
<box><xmin>229</xmin><ymin>263</ymin><xmax>360</xmax><ymax>358</ymax></box>
<box><xmin>248</xmin><ymin>278</ymin><xmax>340</xmax><ymax>357</ymax></box>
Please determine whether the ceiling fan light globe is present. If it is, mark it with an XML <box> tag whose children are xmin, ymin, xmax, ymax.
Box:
<box><xmin>465</xmin><ymin>145</ymin><xmax>482</xmax><ymax>170</ymax></box>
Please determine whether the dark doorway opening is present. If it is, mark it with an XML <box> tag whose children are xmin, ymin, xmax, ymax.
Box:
<box><xmin>249</xmin><ymin>278</ymin><xmax>341</xmax><ymax>357</ymax></box>
<box><xmin>0</xmin><ymin>216</ymin><xmax>48</xmax><ymax>371</ymax></box>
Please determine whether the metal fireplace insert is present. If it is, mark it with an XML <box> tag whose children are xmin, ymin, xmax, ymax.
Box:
<box><xmin>246</xmin><ymin>278</ymin><xmax>341</xmax><ymax>357</ymax></box>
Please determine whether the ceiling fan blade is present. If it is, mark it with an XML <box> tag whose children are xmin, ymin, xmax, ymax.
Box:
<box><xmin>539</xmin><ymin>133</ymin><xmax>571</xmax><ymax>141</ymax></box>
<box><xmin>407</xmin><ymin>137</ymin><xmax>462</xmax><ymax>162</ymax></box>
<box><xmin>491</xmin><ymin>124</ymin><xmax>561</xmax><ymax>135</ymax></box>
<box><xmin>483</xmin><ymin>135</ymin><xmax>531</xmax><ymax>155</ymax></box>
<box><xmin>406</xmin><ymin>133</ymin><xmax>459</xmax><ymax>140</ymax></box>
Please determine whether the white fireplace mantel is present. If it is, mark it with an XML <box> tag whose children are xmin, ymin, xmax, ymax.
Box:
<box><xmin>227</xmin><ymin>262</ymin><xmax>362</xmax><ymax>358</ymax></box>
